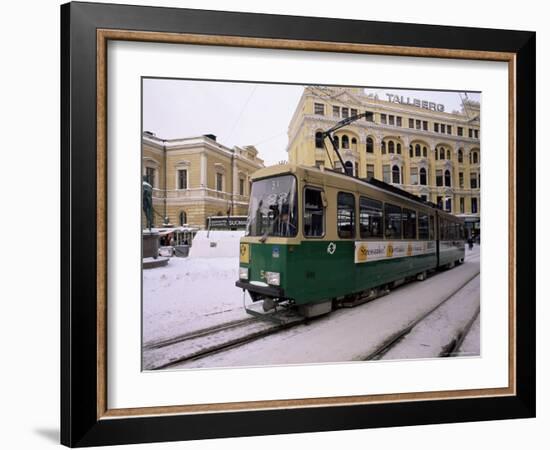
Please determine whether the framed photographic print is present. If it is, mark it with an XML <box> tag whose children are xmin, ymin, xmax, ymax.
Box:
<box><xmin>61</xmin><ymin>1</ymin><xmax>536</xmax><ymax>447</ymax></box>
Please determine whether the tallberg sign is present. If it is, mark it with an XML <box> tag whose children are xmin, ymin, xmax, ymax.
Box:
<box><xmin>386</xmin><ymin>94</ymin><xmax>445</xmax><ymax>112</ymax></box>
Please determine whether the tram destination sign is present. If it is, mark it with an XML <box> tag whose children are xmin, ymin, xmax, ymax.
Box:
<box><xmin>207</xmin><ymin>215</ymin><xmax>248</xmax><ymax>230</ymax></box>
<box><xmin>386</xmin><ymin>93</ymin><xmax>445</xmax><ymax>112</ymax></box>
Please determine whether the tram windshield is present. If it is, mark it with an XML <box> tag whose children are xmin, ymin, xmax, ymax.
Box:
<box><xmin>246</xmin><ymin>175</ymin><xmax>298</xmax><ymax>237</ymax></box>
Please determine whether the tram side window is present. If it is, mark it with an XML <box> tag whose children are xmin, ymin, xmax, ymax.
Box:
<box><xmin>402</xmin><ymin>208</ymin><xmax>417</xmax><ymax>239</ymax></box>
<box><xmin>337</xmin><ymin>192</ymin><xmax>356</xmax><ymax>238</ymax></box>
<box><xmin>384</xmin><ymin>203</ymin><xmax>402</xmax><ymax>239</ymax></box>
<box><xmin>418</xmin><ymin>213</ymin><xmax>429</xmax><ymax>239</ymax></box>
<box><xmin>429</xmin><ymin>215</ymin><xmax>435</xmax><ymax>240</ymax></box>
<box><xmin>303</xmin><ymin>187</ymin><xmax>325</xmax><ymax>237</ymax></box>
<box><xmin>359</xmin><ymin>197</ymin><xmax>383</xmax><ymax>239</ymax></box>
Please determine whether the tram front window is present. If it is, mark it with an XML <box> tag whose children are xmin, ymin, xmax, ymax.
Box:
<box><xmin>246</xmin><ymin>175</ymin><xmax>298</xmax><ymax>237</ymax></box>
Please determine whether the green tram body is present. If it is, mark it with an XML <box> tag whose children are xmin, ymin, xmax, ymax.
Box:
<box><xmin>236</xmin><ymin>164</ymin><xmax>465</xmax><ymax>317</ymax></box>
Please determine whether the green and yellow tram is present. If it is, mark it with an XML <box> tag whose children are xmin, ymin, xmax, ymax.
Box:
<box><xmin>236</xmin><ymin>163</ymin><xmax>465</xmax><ymax>318</ymax></box>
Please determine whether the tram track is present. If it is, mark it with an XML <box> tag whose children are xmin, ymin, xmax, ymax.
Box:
<box><xmin>364</xmin><ymin>270</ymin><xmax>480</xmax><ymax>361</ymax></box>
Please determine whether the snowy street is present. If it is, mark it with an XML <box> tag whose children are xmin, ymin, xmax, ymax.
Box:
<box><xmin>143</xmin><ymin>232</ymin><xmax>480</xmax><ymax>370</ymax></box>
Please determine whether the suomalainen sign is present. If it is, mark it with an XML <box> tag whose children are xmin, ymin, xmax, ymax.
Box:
<box><xmin>386</xmin><ymin>93</ymin><xmax>445</xmax><ymax>112</ymax></box>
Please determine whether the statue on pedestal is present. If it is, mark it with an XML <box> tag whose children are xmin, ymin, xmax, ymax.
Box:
<box><xmin>142</xmin><ymin>176</ymin><xmax>153</xmax><ymax>230</ymax></box>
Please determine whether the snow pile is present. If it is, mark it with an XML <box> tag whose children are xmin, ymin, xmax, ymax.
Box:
<box><xmin>188</xmin><ymin>230</ymin><xmax>245</xmax><ymax>259</ymax></box>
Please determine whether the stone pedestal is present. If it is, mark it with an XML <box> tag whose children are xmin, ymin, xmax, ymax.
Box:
<box><xmin>142</xmin><ymin>231</ymin><xmax>160</xmax><ymax>259</ymax></box>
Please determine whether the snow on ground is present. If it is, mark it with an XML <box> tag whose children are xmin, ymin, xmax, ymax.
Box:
<box><xmin>188</xmin><ymin>230</ymin><xmax>245</xmax><ymax>258</ymax></box>
<box><xmin>171</xmin><ymin>248</ymin><xmax>480</xmax><ymax>369</ymax></box>
<box><xmin>380</xmin><ymin>275</ymin><xmax>480</xmax><ymax>360</ymax></box>
<box><xmin>456</xmin><ymin>312</ymin><xmax>481</xmax><ymax>356</ymax></box>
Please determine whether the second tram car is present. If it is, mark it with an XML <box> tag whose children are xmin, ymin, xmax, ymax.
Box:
<box><xmin>236</xmin><ymin>163</ymin><xmax>465</xmax><ymax>318</ymax></box>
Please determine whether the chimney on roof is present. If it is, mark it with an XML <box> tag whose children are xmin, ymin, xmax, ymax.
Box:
<box><xmin>203</xmin><ymin>134</ymin><xmax>217</xmax><ymax>142</ymax></box>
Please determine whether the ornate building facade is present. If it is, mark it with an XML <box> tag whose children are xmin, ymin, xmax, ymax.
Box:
<box><xmin>142</xmin><ymin>132</ymin><xmax>264</xmax><ymax>229</ymax></box>
<box><xmin>287</xmin><ymin>87</ymin><xmax>481</xmax><ymax>234</ymax></box>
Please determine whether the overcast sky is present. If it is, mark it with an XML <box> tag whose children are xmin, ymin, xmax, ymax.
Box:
<box><xmin>143</xmin><ymin>78</ymin><xmax>480</xmax><ymax>166</ymax></box>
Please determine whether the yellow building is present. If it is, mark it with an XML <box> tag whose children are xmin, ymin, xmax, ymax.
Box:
<box><xmin>288</xmin><ymin>86</ymin><xmax>481</xmax><ymax>234</ymax></box>
<box><xmin>142</xmin><ymin>132</ymin><xmax>264</xmax><ymax>229</ymax></box>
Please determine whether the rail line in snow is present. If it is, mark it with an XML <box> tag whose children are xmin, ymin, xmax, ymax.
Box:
<box><xmin>363</xmin><ymin>270</ymin><xmax>481</xmax><ymax>361</ymax></box>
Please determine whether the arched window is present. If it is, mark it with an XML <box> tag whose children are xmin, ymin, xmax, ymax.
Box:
<box><xmin>388</xmin><ymin>141</ymin><xmax>395</xmax><ymax>154</ymax></box>
<box><xmin>415</xmin><ymin>144</ymin><xmax>421</xmax><ymax>157</ymax></box>
<box><xmin>344</xmin><ymin>161</ymin><xmax>354</xmax><ymax>176</ymax></box>
<box><xmin>439</xmin><ymin>147</ymin><xmax>445</xmax><ymax>160</ymax></box>
<box><xmin>392</xmin><ymin>165</ymin><xmax>400</xmax><ymax>184</ymax></box>
<box><xmin>342</xmin><ymin>135</ymin><xmax>349</xmax><ymax>149</ymax></box>
<box><xmin>409</xmin><ymin>145</ymin><xmax>413</xmax><ymax>158</ymax></box>
<box><xmin>315</xmin><ymin>132</ymin><xmax>324</xmax><ymax>149</ymax></box>
<box><xmin>423</xmin><ymin>146</ymin><xmax>427</xmax><ymax>157</ymax></box>
<box><xmin>179</xmin><ymin>211</ymin><xmax>187</xmax><ymax>226</ymax></box>
<box><xmin>419</xmin><ymin>167</ymin><xmax>427</xmax><ymax>185</ymax></box>
<box><xmin>381</xmin><ymin>141</ymin><xmax>386</xmax><ymax>154</ymax></box>
<box><xmin>366</xmin><ymin>137</ymin><xmax>374</xmax><ymax>153</ymax></box>
<box><xmin>351</xmin><ymin>137</ymin><xmax>357</xmax><ymax>150</ymax></box>
<box><xmin>396</xmin><ymin>143</ymin><xmax>401</xmax><ymax>154</ymax></box>
<box><xmin>444</xmin><ymin>169</ymin><xmax>451</xmax><ymax>187</ymax></box>
<box><xmin>447</xmin><ymin>149</ymin><xmax>451</xmax><ymax>160</ymax></box>
<box><xmin>473</xmin><ymin>151</ymin><xmax>479</xmax><ymax>164</ymax></box>
<box><xmin>334</xmin><ymin>136</ymin><xmax>339</xmax><ymax>149</ymax></box>
<box><xmin>458</xmin><ymin>148</ymin><xmax>463</xmax><ymax>163</ymax></box>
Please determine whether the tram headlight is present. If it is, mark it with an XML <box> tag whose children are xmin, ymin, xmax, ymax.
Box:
<box><xmin>239</xmin><ymin>267</ymin><xmax>249</xmax><ymax>280</ymax></box>
<box><xmin>265</xmin><ymin>271</ymin><xmax>280</xmax><ymax>286</ymax></box>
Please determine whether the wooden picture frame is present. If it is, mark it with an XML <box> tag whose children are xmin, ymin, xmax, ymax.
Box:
<box><xmin>61</xmin><ymin>1</ymin><xmax>535</xmax><ymax>446</ymax></box>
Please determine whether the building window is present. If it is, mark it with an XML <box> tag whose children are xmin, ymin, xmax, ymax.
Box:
<box><xmin>332</xmin><ymin>106</ymin><xmax>340</xmax><ymax>117</ymax></box>
<box><xmin>239</xmin><ymin>178</ymin><xmax>245</xmax><ymax>196</ymax></box>
<box><xmin>366</xmin><ymin>164</ymin><xmax>375</xmax><ymax>179</ymax></box>
<box><xmin>403</xmin><ymin>208</ymin><xmax>417</xmax><ymax>239</ymax></box>
<box><xmin>392</xmin><ymin>165</ymin><xmax>401</xmax><ymax>184</ymax></box>
<box><xmin>409</xmin><ymin>145</ymin><xmax>413</xmax><ymax>158</ymax></box>
<box><xmin>366</xmin><ymin>137</ymin><xmax>374</xmax><ymax>153</ymax></box>
<box><xmin>303</xmin><ymin>187</ymin><xmax>325</xmax><ymax>237</ymax></box>
<box><xmin>351</xmin><ymin>137</ymin><xmax>358</xmax><ymax>151</ymax></box>
<box><xmin>409</xmin><ymin>118</ymin><xmax>414</xmax><ymax>128</ymax></box>
<box><xmin>441</xmin><ymin>123</ymin><xmax>446</xmax><ymax>133</ymax></box>
<box><xmin>458</xmin><ymin>126</ymin><xmax>463</xmax><ymax>136</ymax></box>
<box><xmin>445</xmin><ymin>198</ymin><xmax>452</xmax><ymax>212</ymax></box>
<box><xmin>384</xmin><ymin>203</ymin><xmax>402</xmax><ymax>239</ymax></box>
<box><xmin>439</xmin><ymin>147</ymin><xmax>445</xmax><ymax>160</ymax></box>
<box><xmin>351</xmin><ymin>108</ymin><xmax>358</xmax><ymax>117</ymax></box>
<box><xmin>396</xmin><ymin>143</ymin><xmax>401</xmax><ymax>154</ymax></box>
<box><xmin>410</xmin><ymin>167</ymin><xmax>419</xmax><ymax>185</ymax></box>
<box><xmin>315</xmin><ymin>131</ymin><xmax>324</xmax><ymax>149</ymax></box>
<box><xmin>460</xmin><ymin>197</ymin><xmax>465</xmax><ymax>213</ymax></box>
<box><xmin>416</xmin><ymin>119</ymin><xmax>421</xmax><ymax>130</ymax></box>
<box><xmin>420</xmin><ymin>167</ymin><xmax>427</xmax><ymax>185</ymax></box>
<box><xmin>415</xmin><ymin>144</ymin><xmax>421</xmax><ymax>157</ymax></box>
<box><xmin>216</xmin><ymin>173</ymin><xmax>223</xmax><ymax>191</ymax></box>
<box><xmin>470</xmin><ymin>172</ymin><xmax>478</xmax><ymax>189</ymax></box>
<box><xmin>337</xmin><ymin>192</ymin><xmax>355</xmax><ymax>238</ymax></box>
<box><xmin>437</xmin><ymin>196</ymin><xmax>443</xmax><ymax>209</ymax></box>
<box><xmin>471</xmin><ymin>197</ymin><xmax>478</xmax><ymax>214</ymax></box>
<box><xmin>423</xmin><ymin>120</ymin><xmax>428</xmax><ymax>131</ymax></box>
<box><xmin>365</xmin><ymin>111</ymin><xmax>374</xmax><ymax>122</ymax></box>
<box><xmin>469</xmin><ymin>128</ymin><xmax>473</xmax><ymax>138</ymax></box>
<box><xmin>342</xmin><ymin>107</ymin><xmax>349</xmax><ymax>118</ymax></box>
<box><xmin>436</xmin><ymin>169</ymin><xmax>443</xmax><ymax>186</ymax></box>
<box><xmin>179</xmin><ymin>211</ymin><xmax>187</xmax><ymax>226</ymax></box>
<box><xmin>458</xmin><ymin>149</ymin><xmax>463</xmax><ymax>163</ymax></box>
<box><xmin>472</xmin><ymin>151</ymin><xmax>479</xmax><ymax>164</ymax></box>
<box><xmin>444</xmin><ymin>169</ymin><xmax>451</xmax><ymax>187</ymax></box>
<box><xmin>333</xmin><ymin>136</ymin><xmax>339</xmax><ymax>149</ymax></box>
<box><xmin>459</xmin><ymin>172</ymin><xmax>464</xmax><ymax>188</ymax></box>
<box><xmin>177</xmin><ymin>169</ymin><xmax>188</xmax><ymax>189</ymax></box>
<box><xmin>314</xmin><ymin>103</ymin><xmax>324</xmax><ymax>115</ymax></box>
<box><xmin>359</xmin><ymin>197</ymin><xmax>383</xmax><ymax>239</ymax></box>
<box><xmin>396</xmin><ymin>116</ymin><xmax>402</xmax><ymax>127</ymax></box>
<box><xmin>447</xmin><ymin>125</ymin><xmax>452</xmax><ymax>134</ymax></box>
<box><xmin>434</xmin><ymin>123</ymin><xmax>439</xmax><ymax>133</ymax></box>
<box><xmin>381</xmin><ymin>141</ymin><xmax>386</xmax><ymax>154</ymax></box>
<box><xmin>423</xmin><ymin>146</ymin><xmax>427</xmax><ymax>157</ymax></box>
<box><xmin>388</xmin><ymin>141</ymin><xmax>395</xmax><ymax>153</ymax></box>
<box><xmin>381</xmin><ymin>113</ymin><xmax>387</xmax><ymax>124</ymax></box>
<box><xmin>145</xmin><ymin>167</ymin><xmax>155</xmax><ymax>187</ymax></box>
<box><xmin>474</xmin><ymin>129</ymin><xmax>479</xmax><ymax>139</ymax></box>
<box><xmin>344</xmin><ymin>161</ymin><xmax>354</xmax><ymax>176</ymax></box>
<box><xmin>383</xmin><ymin>165</ymin><xmax>391</xmax><ymax>183</ymax></box>
<box><xmin>342</xmin><ymin>135</ymin><xmax>349</xmax><ymax>149</ymax></box>
<box><xmin>446</xmin><ymin>149</ymin><xmax>451</xmax><ymax>160</ymax></box>
<box><xmin>389</xmin><ymin>115</ymin><xmax>395</xmax><ymax>126</ymax></box>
